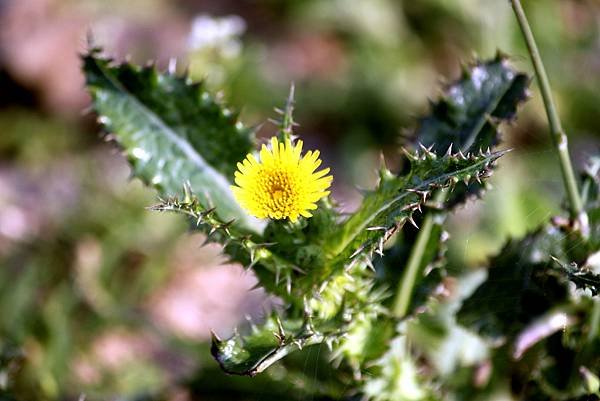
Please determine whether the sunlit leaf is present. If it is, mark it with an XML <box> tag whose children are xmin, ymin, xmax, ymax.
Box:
<box><xmin>82</xmin><ymin>48</ymin><xmax>261</xmax><ymax>232</ymax></box>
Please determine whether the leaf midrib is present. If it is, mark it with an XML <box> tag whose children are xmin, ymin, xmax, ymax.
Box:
<box><xmin>461</xmin><ymin>75</ymin><xmax>516</xmax><ymax>152</ymax></box>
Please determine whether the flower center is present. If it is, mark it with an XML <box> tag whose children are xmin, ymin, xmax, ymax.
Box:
<box><xmin>264</xmin><ymin>170</ymin><xmax>294</xmax><ymax>208</ymax></box>
<box><xmin>272</xmin><ymin>187</ymin><xmax>284</xmax><ymax>200</ymax></box>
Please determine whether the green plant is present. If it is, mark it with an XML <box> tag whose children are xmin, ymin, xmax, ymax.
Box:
<box><xmin>77</xmin><ymin>2</ymin><xmax>600</xmax><ymax>399</ymax></box>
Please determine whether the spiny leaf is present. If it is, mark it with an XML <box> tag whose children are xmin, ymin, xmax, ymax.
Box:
<box><xmin>372</xmin><ymin>57</ymin><xmax>530</xmax><ymax>324</ymax></box>
<box><xmin>414</xmin><ymin>54</ymin><xmax>530</xmax><ymax>153</ymax></box>
<box><xmin>552</xmin><ymin>257</ymin><xmax>600</xmax><ymax>297</ymax></box>
<box><xmin>457</xmin><ymin>157</ymin><xmax>600</xmax><ymax>339</ymax></box>
<box><xmin>411</xmin><ymin>55</ymin><xmax>529</xmax><ymax>208</ymax></box>
<box><xmin>150</xmin><ymin>192</ymin><xmax>301</xmax><ymax>298</ymax></box>
<box><xmin>191</xmin><ymin>350</ymin><xmax>348</xmax><ymax>401</ymax></box>
<box><xmin>327</xmin><ymin>148</ymin><xmax>504</xmax><ymax>262</ymax></box>
<box><xmin>458</xmin><ymin>230</ymin><xmax>563</xmax><ymax>339</ymax></box>
<box><xmin>150</xmin><ymin>193</ymin><xmax>243</xmax><ymax>247</ymax></box>
<box><xmin>382</xmin><ymin>55</ymin><xmax>530</xmax><ymax>308</ymax></box>
<box><xmin>456</xmin><ymin>214</ymin><xmax>600</xmax><ymax>399</ymax></box>
<box><xmin>82</xmin><ymin>48</ymin><xmax>261</xmax><ymax>232</ymax></box>
<box><xmin>457</xmin><ymin>224</ymin><xmax>583</xmax><ymax>340</ymax></box>
<box><xmin>211</xmin><ymin>313</ymin><xmax>343</xmax><ymax>376</ymax></box>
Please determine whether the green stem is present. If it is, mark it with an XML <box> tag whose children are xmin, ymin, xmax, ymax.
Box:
<box><xmin>392</xmin><ymin>191</ymin><xmax>445</xmax><ymax>317</ymax></box>
<box><xmin>392</xmin><ymin>213</ymin><xmax>434</xmax><ymax>317</ymax></box>
<box><xmin>510</xmin><ymin>0</ymin><xmax>585</xmax><ymax>227</ymax></box>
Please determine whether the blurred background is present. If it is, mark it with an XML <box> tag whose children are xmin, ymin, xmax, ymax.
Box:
<box><xmin>0</xmin><ymin>0</ymin><xmax>599</xmax><ymax>399</ymax></box>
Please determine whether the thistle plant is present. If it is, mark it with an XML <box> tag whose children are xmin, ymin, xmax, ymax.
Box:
<box><xmin>79</xmin><ymin>2</ymin><xmax>600</xmax><ymax>399</ymax></box>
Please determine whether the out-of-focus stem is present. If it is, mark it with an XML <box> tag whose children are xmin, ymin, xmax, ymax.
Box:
<box><xmin>510</xmin><ymin>0</ymin><xmax>586</xmax><ymax>229</ymax></box>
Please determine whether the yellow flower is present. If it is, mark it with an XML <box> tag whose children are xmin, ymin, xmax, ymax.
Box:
<box><xmin>231</xmin><ymin>137</ymin><xmax>333</xmax><ymax>222</ymax></box>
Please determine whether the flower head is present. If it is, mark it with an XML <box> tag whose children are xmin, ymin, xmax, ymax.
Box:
<box><xmin>231</xmin><ymin>137</ymin><xmax>332</xmax><ymax>222</ymax></box>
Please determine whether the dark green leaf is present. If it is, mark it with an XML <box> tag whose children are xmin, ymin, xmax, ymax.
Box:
<box><xmin>412</xmin><ymin>55</ymin><xmax>529</xmax><ymax>208</ymax></box>
<box><xmin>414</xmin><ymin>55</ymin><xmax>530</xmax><ymax>153</ymax></box>
<box><xmin>82</xmin><ymin>48</ymin><xmax>260</xmax><ymax>232</ymax></box>
<box><xmin>457</xmin><ymin>226</ymin><xmax>572</xmax><ymax>339</ymax></box>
